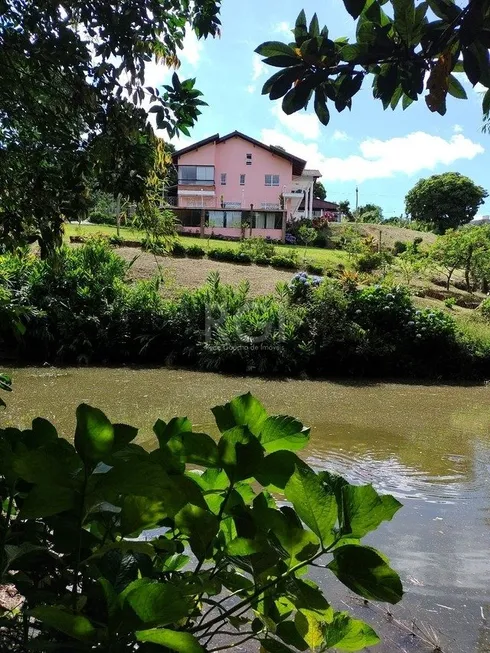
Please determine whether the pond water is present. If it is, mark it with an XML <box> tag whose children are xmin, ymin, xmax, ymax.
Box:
<box><xmin>2</xmin><ymin>367</ymin><xmax>490</xmax><ymax>653</ymax></box>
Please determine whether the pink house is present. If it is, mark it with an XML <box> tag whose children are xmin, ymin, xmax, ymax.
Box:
<box><xmin>170</xmin><ymin>131</ymin><xmax>321</xmax><ymax>242</ymax></box>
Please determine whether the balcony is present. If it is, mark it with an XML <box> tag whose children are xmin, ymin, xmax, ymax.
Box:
<box><xmin>178</xmin><ymin>165</ymin><xmax>215</xmax><ymax>186</ymax></box>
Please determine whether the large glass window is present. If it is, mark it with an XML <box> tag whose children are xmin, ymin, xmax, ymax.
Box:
<box><xmin>178</xmin><ymin>166</ymin><xmax>214</xmax><ymax>185</ymax></box>
<box><xmin>265</xmin><ymin>174</ymin><xmax>280</xmax><ymax>186</ymax></box>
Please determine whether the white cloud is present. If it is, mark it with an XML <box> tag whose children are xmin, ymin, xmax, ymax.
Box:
<box><xmin>271</xmin><ymin>104</ymin><xmax>320</xmax><ymax>141</ymax></box>
<box><xmin>260</xmin><ymin>129</ymin><xmax>484</xmax><ymax>182</ymax></box>
<box><xmin>332</xmin><ymin>129</ymin><xmax>350</xmax><ymax>141</ymax></box>
<box><xmin>252</xmin><ymin>54</ymin><xmax>266</xmax><ymax>81</ymax></box>
<box><xmin>453</xmin><ymin>124</ymin><xmax>464</xmax><ymax>133</ymax></box>
<box><xmin>179</xmin><ymin>30</ymin><xmax>203</xmax><ymax>67</ymax></box>
<box><xmin>273</xmin><ymin>21</ymin><xmax>292</xmax><ymax>38</ymax></box>
<box><xmin>247</xmin><ymin>84</ymin><xmax>256</xmax><ymax>94</ymax></box>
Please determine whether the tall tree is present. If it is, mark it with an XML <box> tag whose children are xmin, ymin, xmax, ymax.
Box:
<box><xmin>357</xmin><ymin>203</ymin><xmax>383</xmax><ymax>223</ymax></box>
<box><xmin>314</xmin><ymin>180</ymin><xmax>326</xmax><ymax>200</ymax></box>
<box><xmin>405</xmin><ymin>173</ymin><xmax>487</xmax><ymax>234</ymax></box>
<box><xmin>0</xmin><ymin>0</ymin><xmax>222</xmax><ymax>255</ymax></box>
<box><xmin>255</xmin><ymin>1</ymin><xmax>490</xmax><ymax>126</ymax></box>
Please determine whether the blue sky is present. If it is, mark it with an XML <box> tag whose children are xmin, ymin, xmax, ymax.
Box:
<box><xmin>151</xmin><ymin>0</ymin><xmax>489</xmax><ymax>218</ymax></box>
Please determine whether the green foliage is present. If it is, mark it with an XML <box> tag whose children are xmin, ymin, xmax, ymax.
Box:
<box><xmin>0</xmin><ymin>245</ymin><xmax>484</xmax><ymax>379</ymax></box>
<box><xmin>306</xmin><ymin>262</ymin><xmax>324</xmax><ymax>275</ymax></box>
<box><xmin>393</xmin><ymin>240</ymin><xmax>407</xmax><ymax>255</ymax></box>
<box><xmin>444</xmin><ymin>296</ymin><xmax>457</xmax><ymax>309</ymax></box>
<box><xmin>480</xmin><ymin>297</ymin><xmax>490</xmax><ymax>321</ymax></box>
<box><xmin>356</xmin><ymin>204</ymin><xmax>383</xmax><ymax>224</ymax></box>
<box><xmin>0</xmin><ymin>393</ymin><xmax>403</xmax><ymax>651</ymax></box>
<box><xmin>0</xmin><ymin>373</ymin><xmax>12</xmax><ymax>409</ymax></box>
<box><xmin>271</xmin><ymin>254</ymin><xmax>300</xmax><ymax>270</ymax></box>
<box><xmin>355</xmin><ymin>252</ymin><xmax>384</xmax><ymax>273</ymax></box>
<box><xmin>208</xmin><ymin>248</ymin><xmax>252</xmax><ymax>264</ymax></box>
<box><xmin>239</xmin><ymin>237</ymin><xmax>277</xmax><ymax>262</ymax></box>
<box><xmin>89</xmin><ymin>210</ymin><xmax>117</xmax><ymax>226</ymax></box>
<box><xmin>0</xmin><ymin>3</ymin><xmax>221</xmax><ymax>254</ymax></box>
<box><xmin>406</xmin><ymin>173</ymin><xmax>488</xmax><ymax>233</ymax></box>
<box><xmin>256</xmin><ymin>2</ymin><xmax>490</xmax><ymax>125</ymax></box>
<box><xmin>313</xmin><ymin>180</ymin><xmax>327</xmax><ymax>201</ymax></box>
<box><xmin>186</xmin><ymin>244</ymin><xmax>206</xmax><ymax>258</ymax></box>
<box><xmin>172</xmin><ymin>242</ymin><xmax>188</xmax><ymax>257</ymax></box>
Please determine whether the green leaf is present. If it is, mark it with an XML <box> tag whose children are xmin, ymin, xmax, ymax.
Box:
<box><xmin>328</xmin><ymin>545</ymin><xmax>403</xmax><ymax>603</ymax></box>
<box><xmin>174</xmin><ymin>504</ymin><xmax>219</xmax><ymax>561</ymax></box>
<box><xmin>153</xmin><ymin>416</ymin><xmax>192</xmax><ymax>446</ymax></box>
<box><xmin>255</xmin><ymin>41</ymin><xmax>298</xmax><ymax>58</ymax></box>
<box><xmin>136</xmin><ymin>629</ymin><xmax>204</xmax><ymax>652</ymax></box>
<box><xmin>261</xmin><ymin>639</ymin><xmax>297</xmax><ymax>653</ymax></box>
<box><xmin>113</xmin><ymin>423</ymin><xmax>138</xmax><ymax>450</ymax></box>
<box><xmin>167</xmin><ymin>431</ymin><xmax>219</xmax><ymax>467</ymax></box>
<box><xmin>483</xmin><ymin>88</ymin><xmax>490</xmax><ymax>115</ymax></box>
<box><xmin>263</xmin><ymin>55</ymin><xmax>303</xmax><ymax>68</ymax></box>
<box><xmin>343</xmin><ymin>0</ymin><xmax>367</xmax><ymax>19</ymax></box>
<box><xmin>282</xmin><ymin>83</ymin><xmax>312</xmax><ymax>115</ymax></box>
<box><xmin>463</xmin><ymin>47</ymin><xmax>481</xmax><ymax>86</ymax></box>
<box><xmin>218</xmin><ymin>425</ymin><xmax>264</xmax><ymax>482</ymax></box>
<box><xmin>256</xmin><ymin>451</ymin><xmax>311</xmax><ymax>490</ymax></box>
<box><xmin>75</xmin><ymin>404</ymin><xmax>114</xmax><ymax>465</ymax></box>
<box><xmin>120</xmin><ymin>495</ymin><xmax>168</xmax><ymax>535</ymax></box>
<box><xmin>340</xmin><ymin>484</ymin><xmax>402</xmax><ymax>538</ymax></box>
<box><xmin>125</xmin><ymin>583</ymin><xmax>190</xmax><ymax>626</ymax></box>
<box><xmin>225</xmin><ymin>536</ymin><xmax>269</xmax><ymax>556</ymax></box>
<box><xmin>259</xmin><ymin>415</ymin><xmax>310</xmax><ymax>453</ymax></box>
<box><xmin>285</xmin><ymin>466</ymin><xmax>337</xmax><ymax>546</ymax></box>
<box><xmin>393</xmin><ymin>0</ymin><xmax>416</xmax><ymax>45</ymax></box>
<box><xmin>325</xmin><ymin>611</ymin><xmax>380</xmax><ymax>651</ymax></box>
<box><xmin>276</xmin><ymin>621</ymin><xmax>308</xmax><ymax>651</ymax></box>
<box><xmin>309</xmin><ymin>13</ymin><xmax>320</xmax><ymax>38</ymax></box>
<box><xmin>294</xmin><ymin>10</ymin><xmax>309</xmax><ymax>46</ymax></box>
<box><xmin>31</xmin><ymin>417</ymin><xmax>58</xmax><ymax>445</ymax></box>
<box><xmin>212</xmin><ymin>393</ymin><xmax>268</xmax><ymax>435</ymax></box>
<box><xmin>20</xmin><ymin>485</ymin><xmax>76</xmax><ymax>518</ymax></box>
<box><xmin>30</xmin><ymin>607</ymin><xmax>96</xmax><ymax>642</ymax></box>
<box><xmin>314</xmin><ymin>88</ymin><xmax>330</xmax><ymax>126</ymax></box>
<box><xmin>448</xmin><ymin>74</ymin><xmax>468</xmax><ymax>99</ymax></box>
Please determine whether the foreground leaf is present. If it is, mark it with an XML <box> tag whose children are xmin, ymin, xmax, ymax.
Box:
<box><xmin>259</xmin><ymin>416</ymin><xmax>310</xmax><ymax>453</ymax></box>
<box><xmin>285</xmin><ymin>466</ymin><xmax>337</xmax><ymax>547</ymax></box>
<box><xmin>30</xmin><ymin>607</ymin><xmax>96</xmax><ymax>642</ymax></box>
<box><xmin>212</xmin><ymin>392</ymin><xmax>268</xmax><ymax>435</ymax></box>
<box><xmin>325</xmin><ymin>611</ymin><xmax>380</xmax><ymax>651</ymax></box>
<box><xmin>75</xmin><ymin>404</ymin><xmax>114</xmax><ymax>465</ymax></box>
<box><xmin>136</xmin><ymin>628</ymin><xmax>204</xmax><ymax>652</ymax></box>
<box><xmin>125</xmin><ymin>583</ymin><xmax>190</xmax><ymax>626</ymax></box>
<box><xmin>328</xmin><ymin>545</ymin><xmax>403</xmax><ymax>603</ymax></box>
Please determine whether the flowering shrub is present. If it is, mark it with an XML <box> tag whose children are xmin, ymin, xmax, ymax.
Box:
<box><xmin>350</xmin><ymin>285</ymin><xmax>413</xmax><ymax>331</ymax></box>
<box><xmin>288</xmin><ymin>271</ymin><xmax>323</xmax><ymax>303</ymax></box>
<box><xmin>285</xmin><ymin>233</ymin><xmax>297</xmax><ymax>245</ymax></box>
<box><xmin>410</xmin><ymin>308</ymin><xmax>457</xmax><ymax>342</ymax></box>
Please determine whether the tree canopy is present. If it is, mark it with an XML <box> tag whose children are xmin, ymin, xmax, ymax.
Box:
<box><xmin>405</xmin><ymin>172</ymin><xmax>487</xmax><ymax>233</ymax></box>
<box><xmin>357</xmin><ymin>203</ymin><xmax>384</xmax><ymax>223</ymax></box>
<box><xmin>0</xmin><ymin>0</ymin><xmax>222</xmax><ymax>255</ymax></box>
<box><xmin>314</xmin><ymin>180</ymin><xmax>327</xmax><ymax>200</ymax></box>
<box><xmin>256</xmin><ymin>0</ymin><xmax>490</xmax><ymax>126</ymax></box>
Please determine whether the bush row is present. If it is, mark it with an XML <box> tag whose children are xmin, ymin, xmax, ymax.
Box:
<box><xmin>0</xmin><ymin>239</ymin><xmax>487</xmax><ymax>379</ymax></box>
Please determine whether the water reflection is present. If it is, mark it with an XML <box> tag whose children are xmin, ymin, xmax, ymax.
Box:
<box><xmin>2</xmin><ymin>367</ymin><xmax>490</xmax><ymax>652</ymax></box>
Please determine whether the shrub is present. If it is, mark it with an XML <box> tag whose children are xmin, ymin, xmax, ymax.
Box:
<box><xmin>238</xmin><ymin>236</ymin><xmax>276</xmax><ymax>260</ymax></box>
<box><xmin>285</xmin><ymin>233</ymin><xmax>297</xmax><ymax>245</ymax></box>
<box><xmin>393</xmin><ymin>240</ymin><xmax>407</xmax><ymax>255</ymax></box>
<box><xmin>109</xmin><ymin>235</ymin><xmax>124</xmax><ymax>246</ymax></box>
<box><xmin>313</xmin><ymin>233</ymin><xmax>327</xmax><ymax>248</ymax></box>
<box><xmin>355</xmin><ymin>252</ymin><xmax>384</xmax><ymax>272</ymax></box>
<box><xmin>0</xmin><ymin>394</ymin><xmax>403</xmax><ymax>652</ymax></box>
<box><xmin>444</xmin><ymin>296</ymin><xmax>457</xmax><ymax>309</ymax></box>
<box><xmin>288</xmin><ymin>271</ymin><xmax>323</xmax><ymax>303</ymax></box>
<box><xmin>254</xmin><ymin>254</ymin><xmax>272</xmax><ymax>266</ymax></box>
<box><xmin>185</xmin><ymin>244</ymin><xmax>205</xmax><ymax>258</ymax></box>
<box><xmin>306</xmin><ymin>261</ymin><xmax>324</xmax><ymax>275</ymax></box>
<box><xmin>480</xmin><ymin>297</ymin><xmax>490</xmax><ymax>320</ymax></box>
<box><xmin>208</xmin><ymin>247</ymin><xmax>236</xmax><ymax>262</ymax></box>
<box><xmin>171</xmin><ymin>241</ymin><xmax>187</xmax><ymax>257</ymax></box>
<box><xmin>88</xmin><ymin>210</ymin><xmax>117</xmax><ymax>225</ymax></box>
<box><xmin>271</xmin><ymin>254</ymin><xmax>299</xmax><ymax>270</ymax></box>
<box><xmin>236</xmin><ymin>251</ymin><xmax>252</xmax><ymax>264</ymax></box>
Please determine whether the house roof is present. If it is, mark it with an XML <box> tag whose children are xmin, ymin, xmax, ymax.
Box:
<box><xmin>172</xmin><ymin>130</ymin><xmax>307</xmax><ymax>176</ymax></box>
<box><xmin>298</xmin><ymin>198</ymin><xmax>339</xmax><ymax>211</ymax></box>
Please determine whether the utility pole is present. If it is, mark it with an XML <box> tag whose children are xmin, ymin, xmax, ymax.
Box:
<box><xmin>355</xmin><ymin>186</ymin><xmax>359</xmax><ymax>212</ymax></box>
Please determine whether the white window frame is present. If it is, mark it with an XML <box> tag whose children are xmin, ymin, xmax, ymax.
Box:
<box><xmin>246</xmin><ymin>153</ymin><xmax>252</xmax><ymax>165</ymax></box>
<box><xmin>265</xmin><ymin>174</ymin><xmax>280</xmax><ymax>187</ymax></box>
<box><xmin>240</xmin><ymin>174</ymin><xmax>246</xmax><ymax>186</ymax></box>
<box><xmin>220</xmin><ymin>173</ymin><xmax>227</xmax><ymax>185</ymax></box>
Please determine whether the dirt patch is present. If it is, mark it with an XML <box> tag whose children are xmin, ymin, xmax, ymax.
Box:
<box><xmin>328</xmin><ymin>223</ymin><xmax>437</xmax><ymax>248</ymax></box>
<box><xmin>118</xmin><ymin>248</ymin><xmax>295</xmax><ymax>296</ymax></box>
